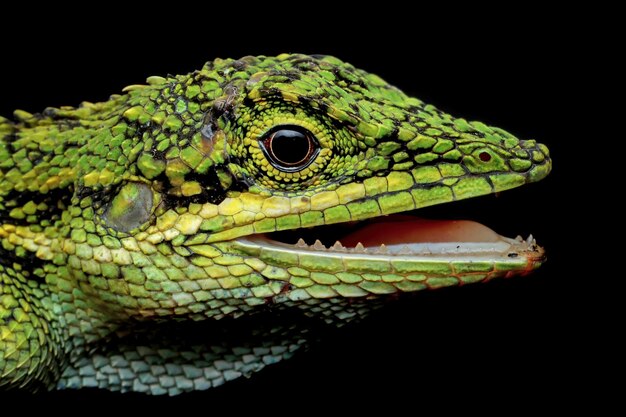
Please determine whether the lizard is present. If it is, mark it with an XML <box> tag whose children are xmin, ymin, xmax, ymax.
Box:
<box><xmin>0</xmin><ymin>54</ymin><xmax>551</xmax><ymax>395</ymax></box>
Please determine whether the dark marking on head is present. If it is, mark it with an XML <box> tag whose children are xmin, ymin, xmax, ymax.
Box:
<box><xmin>0</xmin><ymin>187</ymin><xmax>73</xmax><ymax>226</ymax></box>
<box><xmin>0</xmin><ymin>245</ymin><xmax>47</xmax><ymax>280</ymax></box>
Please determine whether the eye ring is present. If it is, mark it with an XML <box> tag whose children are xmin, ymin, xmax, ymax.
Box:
<box><xmin>260</xmin><ymin>126</ymin><xmax>320</xmax><ymax>172</ymax></box>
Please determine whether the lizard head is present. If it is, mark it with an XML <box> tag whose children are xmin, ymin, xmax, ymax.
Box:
<box><xmin>42</xmin><ymin>53</ymin><xmax>551</xmax><ymax>320</ymax></box>
<box><xmin>0</xmin><ymin>54</ymin><xmax>551</xmax><ymax>393</ymax></box>
<box><xmin>95</xmin><ymin>54</ymin><xmax>550</xmax><ymax>319</ymax></box>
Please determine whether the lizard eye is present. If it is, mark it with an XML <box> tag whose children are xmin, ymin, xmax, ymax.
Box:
<box><xmin>260</xmin><ymin>126</ymin><xmax>319</xmax><ymax>172</ymax></box>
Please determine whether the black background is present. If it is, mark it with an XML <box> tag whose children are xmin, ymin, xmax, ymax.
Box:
<box><xmin>0</xmin><ymin>8</ymin><xmax>591</xmax><ymax>413</ymax></box>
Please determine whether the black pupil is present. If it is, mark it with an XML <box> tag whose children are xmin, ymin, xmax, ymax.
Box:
<box><xmin>270</xmin><ymin>129</ymin><xmax>310</xmax><ymax>165</ymax></box>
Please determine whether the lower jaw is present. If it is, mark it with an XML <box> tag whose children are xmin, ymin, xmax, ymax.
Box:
<box><xmin>228</xmin><ymin>216</ymin><xmax>545</xmax><ymax>291</ymax></box>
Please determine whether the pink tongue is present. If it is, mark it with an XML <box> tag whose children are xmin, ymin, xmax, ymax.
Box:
<box><xmin>340</xmin><ymin>217</ymin><xmax>500</xmax><ymax>247</ymax></box>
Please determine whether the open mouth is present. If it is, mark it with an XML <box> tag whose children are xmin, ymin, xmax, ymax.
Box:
<box><xmin>255</xmin><ymin>214</ymin><xmax>542</xmax><ymax>259</ymax></box>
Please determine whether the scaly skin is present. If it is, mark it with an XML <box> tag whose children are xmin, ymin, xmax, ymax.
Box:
<box><xmin>0</xmin><ymin>54</ymin><xmax>551</xmax><ymax>395</ymax></box>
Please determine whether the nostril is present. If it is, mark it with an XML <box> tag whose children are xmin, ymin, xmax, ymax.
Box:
<box><xmin>479</xmin><ymin>151</ymin><xmax>491</xmax><ymax>162</ymax></box>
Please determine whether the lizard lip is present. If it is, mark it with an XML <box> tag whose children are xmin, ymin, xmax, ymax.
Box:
<box><xmin>255</xmin><ymin>215</ymin><xmax>544</xmax><ymax>259</ymax></box>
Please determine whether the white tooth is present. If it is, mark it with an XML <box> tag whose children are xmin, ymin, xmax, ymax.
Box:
<box><xmin>313</xmin><ymin>240</ymin><xmax>326</xmax><ymax>250</ymax></box>
<box><xmin>526</xmin><ymin>234</ymin><xmax>534</xmax><ymax>245</ymax></box>
<box><xmin>331</xmin><ymin>241</ymin><xmax>346</xmax><ymax>252</ymax></box>
<box><xmin>515</xmin><ymin>235</ymin><xmax>524</xmax><ymax>242</ymax></box>
<box><xmin>377</xmin><ymin>244</ymin><xmax>389</xmax><ymax>254</ymax></box>
<box><xmin>354</xmin><ymin>242</ymin><xmax>366</xmax><ymax>253</ymax></box>
<box><xmin>398</xmin><ymin>245</ymin><xmax>413</xmax><ymax>255</ymax></box>
<box><xmin>296</xmin><ymin>238</ymin><xmax>308</xmax><ymax>248</ymax></box>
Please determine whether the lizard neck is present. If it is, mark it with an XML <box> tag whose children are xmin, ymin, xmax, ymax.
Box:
<box><xmin>0</xmin><ymin>273</ymin><xmax>64</xmax><ymax>390</ymax></box>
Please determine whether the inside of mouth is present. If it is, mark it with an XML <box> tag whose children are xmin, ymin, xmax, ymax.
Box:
<box><xmin>337</xmin><ymin>216</ymin><xmax>501</xmax><ymax>246</ymax></box>
<box><xmin>264</xmin><ymin>214</ymin><xmax>517</xmax><ymax>254</ymax></box>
